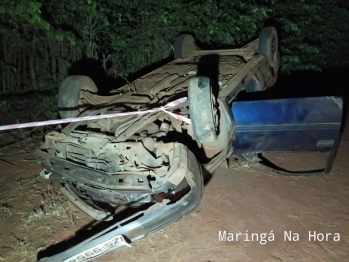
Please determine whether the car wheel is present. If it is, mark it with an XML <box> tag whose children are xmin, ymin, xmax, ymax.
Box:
<box><xmin>174</xmin><ymin>34</ymin><xmax>196</xmax><ymax>59</ymax></box>
<box><xmin>57</xmin><ymin>75</ymin><xmax>98</xmax><ymax>119</ymax></box>
<box><xmin>269</xmin><ymin>51</ymin><xmax>281</xmax><ymax>87</ymax></box>
<box><xmin>258</xmin><ymin>27</ymin><xmax>279</xmax><ymax>70</ymax></box>
<box><xmin>188</xmin><ymin>76</ymin><xmax>218</xmax><ymax>144</ymax></box>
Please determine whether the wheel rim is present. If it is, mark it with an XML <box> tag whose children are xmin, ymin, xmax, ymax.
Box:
<box><xmin>271</xmin><ymin>36</ymin><xmax>277</xmax><ymax>63</ymax></box>
<box><xmin>184</xmin><ymin>36</ymin><xmax>196</xmax><ymax>57</ymax></box>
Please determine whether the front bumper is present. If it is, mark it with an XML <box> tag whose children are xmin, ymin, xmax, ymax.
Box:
<box><xmin>37</xmin><ymin>150</ymin><xmax>204</xmax><ymax>262</ymax></box>
<box><xmin>35</xmin><ymin>141</ymin><xmax>188</xmax><ymax>206</ymax></box>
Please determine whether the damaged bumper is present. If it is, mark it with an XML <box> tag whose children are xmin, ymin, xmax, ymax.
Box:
<box><xmin>37</xmin><ymin>150</ymin><xmax>204</xmax><ymax>262</ymax></box>
<box><xmin>35</xmin><ymin>139</ymin><xmax>190</xmax><ymax>207</ymax></box>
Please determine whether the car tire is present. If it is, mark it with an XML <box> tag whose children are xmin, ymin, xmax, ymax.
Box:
<box><xmin>167</xmin><ymin>146</ymin><xmax>204</xmax><ymax>204</ymax></box>
<box><xmin>57</xmin><ymin>75</ymin><xmax>98</xmax><ymax>119</ymax></box>
<box><xmin>258</xmin><ymin>27</ymin><xmax>279</xmax><ymax>69</ymax></box>
<box><xmin>174</xmin><ymin>34</ymin><xmax>196</xmax><ymax>59</ymax></box>
<box><xmin>269</xmin><ymin>51</ymin><xmax>281</xmax><ymax>87</ymax></box>
<box><xmin>188</xmin><ymin>76</ymin><xmax>218</xmax><ymax>144</ymax></box>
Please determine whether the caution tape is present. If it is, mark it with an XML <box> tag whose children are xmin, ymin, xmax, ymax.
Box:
<box><xmin>0</xmin><ymin>97</ymin><xmax>191</xmax><ymax>131</ymax></box>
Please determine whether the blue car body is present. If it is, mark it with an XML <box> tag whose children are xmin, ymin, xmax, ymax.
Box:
<box><xmin>231</xmin><ymin>96</ymin><xmax>343</xmax><ymax>174</ymax></box>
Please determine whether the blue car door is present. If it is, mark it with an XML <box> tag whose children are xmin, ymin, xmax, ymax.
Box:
<box><xmin>232</xmin><ymin>96</ymin><xmax>343</xmax><ymax>175</ymax></box>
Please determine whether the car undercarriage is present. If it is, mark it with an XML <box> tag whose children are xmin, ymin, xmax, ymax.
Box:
<box><xmin>34</xmin><ymin>27</ymin><xmax>343</xmax><ymax>261</ymax></box>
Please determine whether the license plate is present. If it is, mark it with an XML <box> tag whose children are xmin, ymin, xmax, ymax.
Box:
<box><xmin>63</xmin><ymin>235</ymin><xmax>131</xmax><ymax>262</ymax></box>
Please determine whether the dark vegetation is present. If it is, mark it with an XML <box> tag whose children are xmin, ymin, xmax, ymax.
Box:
<box><xmin>0</xmin><ymin>0</ymin><xmax>349</xmax><ymax>122</ymax></box>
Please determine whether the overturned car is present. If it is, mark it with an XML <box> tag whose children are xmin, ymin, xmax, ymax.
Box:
<box><xmin>36</xmin><ymin>27</ymin><xmax>343</xmax><ymax>261</ymax></box>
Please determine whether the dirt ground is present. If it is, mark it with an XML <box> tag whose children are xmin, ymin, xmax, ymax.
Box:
<box><xmin>0</xmin><ymin>116</ymin><xmax>348</xmax><ymax>262</ymax></box>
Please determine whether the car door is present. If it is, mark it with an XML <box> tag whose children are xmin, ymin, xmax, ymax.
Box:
<box><xmin>231</xmin><ymin>96</ymin><xmax>343</xmax><ymax>175</ymax></box>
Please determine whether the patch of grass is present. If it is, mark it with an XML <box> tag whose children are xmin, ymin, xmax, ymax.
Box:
<box><xmin>11</xmin><ymin>236</ymin><xmax>31</xmax><ymax>255</ymax></box>
<box><xmin>0</xmin><ymin>100</ymin><xmax>11</xmax><ymax>113</ymax></box>
<box><xmin>0</xmin><ymin>204</ymin><xmax>13</xmax><ymax>219</ymax></box>
<box><xmin>22</xmin><ymin>185</ymin><xmax>75</xmax><ymax>225</ymax></box>
<box><xmin>2</xmin><ymin>236</ymin><xmax>36</xmax><ymax>262</ymax></box>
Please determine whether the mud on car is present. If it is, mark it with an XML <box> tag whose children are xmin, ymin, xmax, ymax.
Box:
<box><xmin>35</xmin><ymin>27</ymin><xmax>343</xmax><ymax>261</ymax></box>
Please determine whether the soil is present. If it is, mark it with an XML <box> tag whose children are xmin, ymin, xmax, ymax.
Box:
<box><xmin>0</xmin><ymin>115</ymin><xmax>348</xmax><ymax>262</ymax></box>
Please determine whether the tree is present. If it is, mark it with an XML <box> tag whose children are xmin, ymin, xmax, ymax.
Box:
<box><xmin>0</xmin><ymin>0</ymin><xmax>349</xmax><ymax>95</ymax></box>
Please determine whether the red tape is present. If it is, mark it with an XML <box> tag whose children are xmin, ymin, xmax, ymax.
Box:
<box><xmin>0</xmin><ymin>97</ymin><xmax>191</xmax><ymax>131</ymax></box>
